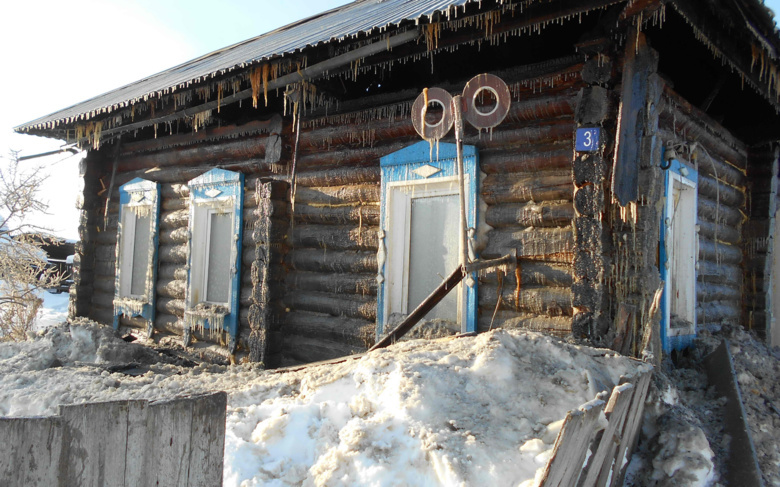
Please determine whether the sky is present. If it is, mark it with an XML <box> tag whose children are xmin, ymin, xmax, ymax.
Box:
<box><xmin>0</xmin><ymin>0</ymin><xmax>350</xmax><ymax>240</ymax></box>
<box><xmin>1</xmin><ymin>0</ymin><xmax>779</xmax><ymax>240</ymax></box>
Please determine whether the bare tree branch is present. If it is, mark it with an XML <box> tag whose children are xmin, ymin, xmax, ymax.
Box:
<box><xmin>0</xmin><ymin>150</ymin><xmax>66</xmax><ymax>342</ymax></box>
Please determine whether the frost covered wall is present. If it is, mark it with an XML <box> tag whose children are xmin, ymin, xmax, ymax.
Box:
<box><xmin>658</xmin><ymin>87</ymin><xmax>749</xmax><ymax>330</ymax></box>
<box><xmin>73</xmin><ymin>119</ymin><xmax>285</xmax><ymax>354</ymax></box>
<box><xmin>742</xmin><ymin>144</ymin><xmax>779</xmax><ymax>337</ymax></box>
<box><xmin>69</xmin><ymin>58</ymin><xmax>585</xmax><ymax>364</ymax></box>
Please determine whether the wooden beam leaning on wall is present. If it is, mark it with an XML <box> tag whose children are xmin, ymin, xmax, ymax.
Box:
<box><xmin>370</xmin><ymin>253</ymin><xmax>517</xmax><ymax>351</ymax></box>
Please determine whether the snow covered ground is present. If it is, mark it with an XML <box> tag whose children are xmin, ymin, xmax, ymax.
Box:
<box><xmin>7</xmin><ymin>313</ymin><xmax>776</xmax><ymax>486</ymax></box>
<box><xmin>0</xmin><ymin>322</ymin><xmax>649</xmax><ymax>486</ymax></box>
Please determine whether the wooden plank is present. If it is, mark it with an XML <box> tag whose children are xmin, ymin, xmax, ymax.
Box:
<box><xmin>123</xmin><ymin>400</ymin><xmax>151</xmax><ymax>487</ymax></box>
<box><xmin>147</xmin><ymin>397</ymin><xmax>194</xmax><ymax>487</ymax></box>
<box><xmin>187</xmin><ymin>392</ymin><xmax>227</xmax><ymax>487</ymax></box>
<box><xmin>282</xmin><ymin>334</ymin><xmax>363</xmax><ymax>363</ymax></box>
<box><xmin>0</xmin><ymin>416</ymin><xmax>62</xmax><ymax>487</ymax></box>
<box><xmin>58</xmin><ymin>401</ymin><xmax>131</xmax><ymax>487</ymax></box>
<box><xmin>483</xmin><ymin>226</ymin><xmax>574</xmax><ymax>258</ymax></box>
<box><xmin>611</xmin><ymin>304</ymin><xmax>636</xmax><ymax>356</ymax></box>
<box><xmin>613</xmin><ymin>30</ymin><xmax>658</xmax><ymax>205</ymax></box>
<box><xmin>579</xmin><ymin>383</ymin><xmax>635</xmax><ymax>487</ymax></box>
<box><xmin>284</xmin><ymin>291</ymin><xmax>377</xmax><ymax>322</ymax></box>
<box><xmin>285</xmin><ymin>311</ymin><xmax>374</xmax><ymax>348</ymax></box>
<box><xmin>610</xmin><ymin>371</ymin><xmax>652</xmax><ymax>487</ymax></box>
<box><xmin>540</xmin><ymin>398</ymin><xmax>605</xmax><ymax>487</ymax></box>
<box><xmin>702</xmin><ymin>341</ymin><xmax>764</xmax><ymax>487</ymax></box>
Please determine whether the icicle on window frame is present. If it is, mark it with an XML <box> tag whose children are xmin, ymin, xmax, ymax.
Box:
<box><xmin>184</xmin><ymin>168</ymin><xmax>244</xmax><ymax>350</ymax></box>
<box><xmin>113</xmin><ymin>178</ymin><xmax>161</xmax><ymax>331</ymax></box>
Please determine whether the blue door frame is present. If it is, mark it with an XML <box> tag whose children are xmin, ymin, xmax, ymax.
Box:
<box><xmin>377</xmin><ymin>141</ymin><xmax>479</xmax><ymax>337</ymax></box>
<box><xmin>659</xmin><ymin>155</ymin><xmax>698</xmax><ymax>352</ymax></box>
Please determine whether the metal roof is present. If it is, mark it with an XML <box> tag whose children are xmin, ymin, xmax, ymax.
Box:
<box><xmin>16</xmin><ymin>0</ymin><xmax>474</xmax><ymax>135</ymax></box>
<box><xmin>15</xmin><ymin>0</ymin><xmax>780</xmax><ymax>136</ymax></box>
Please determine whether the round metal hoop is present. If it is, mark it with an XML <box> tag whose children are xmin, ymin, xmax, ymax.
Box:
<box><xmin>472</xmin><ymin>86</ymin><xmax>500</xmax><ymax>117</ymax></box>
<box><xmin>411</xmin><ymin>87</ymin><xmax>454</xmax><ymax>140</ymax></box>
<box><xmin>462</xmin><ymin>73</ymin><xmax>511</xmax><ymax>129</ymax></box>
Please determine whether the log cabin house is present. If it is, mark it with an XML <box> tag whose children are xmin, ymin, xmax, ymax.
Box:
<box><xmin>16</xmin><ymin>0</ymin><xmax>780</xmax><ymax>366</ymax></box>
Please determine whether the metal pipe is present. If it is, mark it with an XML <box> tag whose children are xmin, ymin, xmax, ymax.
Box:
<box><xmin>18</xmin><ymin>146</ymin><xmax>79</xmax><ymax>161</ymax></box>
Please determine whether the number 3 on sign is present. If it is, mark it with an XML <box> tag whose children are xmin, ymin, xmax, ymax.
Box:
<box><xmin>575</xmin><ymin>128</ymin><xmax>600</xmax><ymax>152</ymax></box>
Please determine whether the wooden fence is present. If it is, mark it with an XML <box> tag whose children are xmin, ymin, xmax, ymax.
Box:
<box><xmin>540</xmin><ymin>368</ymin><xmax>653</xmax><ymax>487</ymax></box>
<box><xmin>0</xmin><ymin>392</ymin><xmax>226</xmax><ymax>487</ymax></box>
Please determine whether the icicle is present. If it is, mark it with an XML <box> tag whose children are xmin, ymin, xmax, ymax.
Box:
<box><xmin>250</xmin><ymin>66</ymin><xmax>262</xmax><ymax>108</ymax></box>
<box><xmin>424</xmin><ymin>22</ymin><xmax>440</xmax><ymax>51</ymax></box>
<box><xmin>262</xmin><ymin>63</ymin><xmax>270</xmax><ymax>106</ymax></box>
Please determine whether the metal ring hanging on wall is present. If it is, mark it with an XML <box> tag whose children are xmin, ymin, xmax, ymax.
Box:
<box><xmin>411</xmin><ymin>87</ymin><xmax>454</xmax><ymax>140</ymax></box>
<box><xmin>461</xmin><ymin>73</ymin><xmax>511</xmax><ymax>129</ymax></box>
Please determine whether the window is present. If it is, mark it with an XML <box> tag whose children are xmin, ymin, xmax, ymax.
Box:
<box><xmin>660</xmin><ymin>157</ymin><xmax>698</xmax><ymax>352</ymax></box>
<box><xmin>113</xmin><ymin>178</ymin><xmax>160</xmax><ymax>335</ymax></box>
<box><xmin>185</xmin><ymin>168</ymin><xmax>243</xmax><ymax>351</ymax></box>
<box><xmin>377</xmin><ymin>141</ymin><xmax>479</xmax><ymax>337</ymax></box>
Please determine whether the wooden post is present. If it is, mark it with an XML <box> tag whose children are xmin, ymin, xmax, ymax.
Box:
<box><xmin>452</xmin><ymin>95</ymin><xmax>470</xmax><ymax>272</ymax></box>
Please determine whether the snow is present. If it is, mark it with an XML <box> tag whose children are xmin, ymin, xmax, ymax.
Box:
<box><xmin>34</xmin><ymin>291</ymin><xmax>69</xmax><ymax>331</ymax></box>
<box><xmin>0</xmin><ymin>322</ymin><xmax>649</xmax><ymax>486</ymax></box>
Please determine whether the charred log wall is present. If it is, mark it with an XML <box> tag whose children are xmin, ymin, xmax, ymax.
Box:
<box><xmin>476</xmin><ymin>75</ymin><xmax>582</xmax><ymax>336</ymax></box>
<box><xmin>605</xmin><ymin>37</ymin><xmax>666</xmax><ymax>358</ymax></box>
<box><xmin>283</xmin><ymin>145</ymin><xmax>383</xmax><ymax>363</ymax></box>
<box><xmin>70</xmin><ymin>149</ymin><xmax>113</xmax><ymax>321</ymax></box>
<box><xmin>247</xmin><ymin>180</ymin><xmax>289</xmax><ymax>367</ymax></box>
<box><xmin>76</xmin><ymin>64</ymin><xmax>583</xmax><ymax>363</ymax></box>
<box><xmin>743</xmin><ymin>145</ymin><xmax>779</xmax><ymax>337</ymax></box>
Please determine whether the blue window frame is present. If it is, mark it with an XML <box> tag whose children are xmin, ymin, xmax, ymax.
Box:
<box><xmin>113</xmin><ymin>178</ymin><xmax>161</xmax><ymax>336</ymax></box>
<box><xmin>185</xmin><ymin>168</ymin><xmax>244</xmax><ymax>352</ymax></box>
<box><xmin>660</xmin><ymin>156</ymin><xmax>698</xmax><ymax>352</ymax></box>
<box><xmin>377</xmin><ymin>141</ymin><xmax>479</xmax><ymax>338</ymax></box>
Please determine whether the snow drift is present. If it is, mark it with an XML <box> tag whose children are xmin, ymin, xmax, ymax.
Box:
<box><xmin>0</xmin><ymin>323</ymin><xmax>649</xmax><ymax>486</ymax></box>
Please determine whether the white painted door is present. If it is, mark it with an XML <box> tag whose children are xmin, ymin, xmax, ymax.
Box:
<box><xmin>385</xmin><ymin>177</ymin><xmax>463</xmax><ymax>325</ymax></box>
<box><xmin>669</xmin><ymin>176</ymin><xmax>697</xmax><ymax>327</ymax></box>
<box><xmin>664</xmin><ymin>170</ymin><xmax>697</xmax><ymax>340</ymax></box>
<box><xmin>408</xmin><ymin>193</ymin><xmax>459</xmax><ymax>321</ymax></box>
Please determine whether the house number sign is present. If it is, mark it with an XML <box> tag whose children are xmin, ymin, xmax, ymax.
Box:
<box><xmin>575</xmin><ymin>127</ymin><xmax>601</xmax><ymax>152</ymax></box>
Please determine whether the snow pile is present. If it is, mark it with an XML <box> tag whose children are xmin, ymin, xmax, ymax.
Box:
<box><xmin>646</xmin><ymin>414</ymin><xmax>715</xmax><ymax>485</ymax></box>
<box><xmin>0</xmin><ymin>320</ymin><xmax>162</xmax><ymax>375</ymax></box>
<box><xmin>0</xmin><ymin>323</ymin><xmax>649</xmax><ymax>486</ymax></box>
